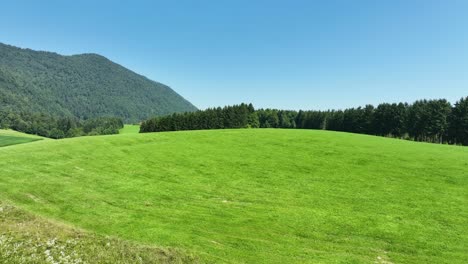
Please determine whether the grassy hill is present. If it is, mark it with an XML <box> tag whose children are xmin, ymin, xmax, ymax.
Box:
<box><xmin>119</xmin><ymin>124</ymin><xmax>141</xmax><ymax>134</ymax></box>
<box><xmin>0</xmin><ymin>129</ymin><xmax>46</xmax><ymax>147</ymax></box>
<box><xmin>0</xmin><ymin>129</ymin><xmax>48</xmax><ymax>139</ymax></box>
<box><xmin>0</xmin><ymin>129</ymin><xmax>466</xmax><ymax>263</ymax></box>
<box><xmin>0</xmin><ymin>43</ymin><xmax>197</xmax><ymax>123</ymax></box>
<box><xmin>0</xmin><ymin>201</ymin><xmax>195</xmax><ymax>263</ymax></box>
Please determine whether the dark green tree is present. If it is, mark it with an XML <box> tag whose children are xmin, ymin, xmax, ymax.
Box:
<box><xmin>448</xmin><ymin>97</ymin><xmax>468</xmax><ymax>145</ymax></box>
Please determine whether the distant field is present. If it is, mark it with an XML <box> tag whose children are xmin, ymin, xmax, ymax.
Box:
<box><xmin>0</xmin><ymin>129</ymin><xmax>45</xmax><ymax>147</ymax></box>
<box><xmin>119</xmin><ymin>124</ymin><xmax>140</xmax><ymax>134</ymax></box>
<box><xmin>0</xmin><ymin>129</ymin><xmax>47</xmax><ymax>139</ymax></box>
<box><xmin>0</xmin><ymin>129</ymin><xmax>466</xmax><ymax>263</ymax></box>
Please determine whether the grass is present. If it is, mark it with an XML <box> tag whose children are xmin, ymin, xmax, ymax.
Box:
<box><xmin>0</xmin><ymin>129</ymin><xmax>48</xmax><ymax>139</ymax></box>
<box><xmin>0</xmin><ymin>129</ymin><xmax>45</xmax><ymax>147</ymax></box>
<box><xmin>0</xmin><ymin>201</ymin><xmax>196</xmax><ymax>263</ymax></box>
<box><xmin>119</xmin><ymin>125</ymin><xmax>140</xmax><ymax>134</ymax></box>
<box><xmin>0</xmin><ymin>129</ymin><xmax>467</xmax><ymax>263</ymax></box>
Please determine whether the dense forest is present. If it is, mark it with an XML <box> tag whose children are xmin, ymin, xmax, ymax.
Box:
<box><xmin>0</xmin><ymin>43</ymin><xmax>197</xmax><ymax>123</ymax></box>
<box><xmin>141</xmin><ymin>104</ymin><xmax>256</xmax><ymax>133</ymax></box>
<box><xmin>141</xmin><ymin>97</ymin><xmax>468</xmax><ymax>146</ymax></box>
<box><xmin>0</xmin><ymin>109</ymin><xmax>123</xmax><ymax>139</ymax></box>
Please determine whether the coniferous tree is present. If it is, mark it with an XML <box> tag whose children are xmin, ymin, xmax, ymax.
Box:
<box><xmin>139</xmin><ymin>98</ymin><xmax>467</xmax><ymax>146</ymax></box>
<box><xmin>448</xmin><ymin>97</ymin><xmax>468</xmax><ymax>145</ymax></box>
<box><xmin>426</xmin><ymin>99</ymin><xmax>451</xmax><ymax>143</ymax></box>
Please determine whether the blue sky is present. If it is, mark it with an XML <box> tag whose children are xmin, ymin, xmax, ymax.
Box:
<box><xmin>1</xmin><ymin>0</ymin><xmax>467</xmax><ymax>110</ymax></box>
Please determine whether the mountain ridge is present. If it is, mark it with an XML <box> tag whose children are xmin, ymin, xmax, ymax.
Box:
<box><xmin>0</xmin><ymin>42</ymin><xmax>197</xmax><ymax>123</ymax></box>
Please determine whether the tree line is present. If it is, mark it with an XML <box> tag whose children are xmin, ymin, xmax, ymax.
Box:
<box><xmin>140</xmin><ymin>103</ymin><xmax>256</xmax><ymax>132</ymax></box>
<box><xmin>0</xmin><ymin>109</ymin><xmax>123</xmax><ymax>139</ymax></box>
<box><xmin>140</xmin><ymin>97</ymin><xmax>468</xmax><ymax>146</ymax></box>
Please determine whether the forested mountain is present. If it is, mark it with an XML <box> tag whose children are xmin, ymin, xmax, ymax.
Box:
<box><xmin>0</xmin><ymin>43</ymin><xmax>197</xmax><ymax>123</ymax></box>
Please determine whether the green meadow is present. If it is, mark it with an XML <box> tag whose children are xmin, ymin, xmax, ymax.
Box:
<box><xmin>0</xmin><ymin>129</ymin><xmax>467</xmax><ymax>263</ymax></box>
<box><xmin>0</xmin><ymin>129</ymin><xmax>45</xmax><ymax>147</ymax></box>
<box><xmin>0</xmin><ymin>200</ymin><xmax>194</xmax><ymax>263</ymax></box>
<box><xmin>119</xmin><ymin>124</ymin><xmax>141</xmax><ymax>134</ymax></box>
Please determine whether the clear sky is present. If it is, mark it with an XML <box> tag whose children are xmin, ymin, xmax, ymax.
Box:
<box><xmin>1</xmin><ymin>0</ymin><xmax>467</xmax><ymax>110</ymax></box>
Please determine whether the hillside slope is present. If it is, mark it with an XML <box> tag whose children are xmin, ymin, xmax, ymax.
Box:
<box><xmin>0</xmin><ymin>129</ymin><xmax>47</xmax><ymax>139</ymax></box>
<box><xmin>0</xmin><ymin>129</ymin><xmax>466</xmax><ymax>263</ymax></box>
<box><xmin>0</xmin><ymin>201</ymin><xmax>195</xmax><ymax>263</ymax></box>
<box><xmin>0</xmin><ymin>129</ymin><xmax>46</xmax><ymax>147</ymax></box>
<box><xmin>0</xmin><ymin>43</ymin><xmax>197</xmax><ymax>123</ymax></box>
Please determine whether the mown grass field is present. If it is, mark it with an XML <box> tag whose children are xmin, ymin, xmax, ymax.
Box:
<box><xmin>119</xmin><ymin>124</ymin><xmax>141</xmax><ymax>134</ymax></box>
<box><xmin>0</xmin><ymin>129</ymin><xmax>467</xmax><ymax>263</ymax></box>
<box><xmin>0</xmin><ymin>129</ymin><xmax>45</xmax><ymax>147</ymax></box>
<box><xmin>0</xmin><ymin>201</ymin><xmax>195</xmax><ymax>263</ymax></box>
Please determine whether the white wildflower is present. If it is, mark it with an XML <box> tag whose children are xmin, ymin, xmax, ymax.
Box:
<box><xmin>46</xmin><ymin>238</ymin><xmax>57</xmax><ymax>247</ymax></box>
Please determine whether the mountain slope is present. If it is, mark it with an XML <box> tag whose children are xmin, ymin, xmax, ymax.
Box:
<box><xmin>0</xmin><ymin>43</ymin><xmax>197</xmax><ymax>123</ymax></box>
<box><xmin>0</xmin><ymin>129</ymin><xmax>466</xmax><ymax>263</ymax></box>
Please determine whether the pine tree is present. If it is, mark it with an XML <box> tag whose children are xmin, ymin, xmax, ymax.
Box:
<box><xmin>449</xmin><ymin>97</ymin><xmax>468</xmax><ymax>145</ymax></box>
